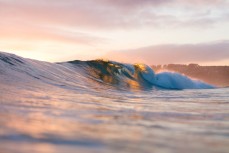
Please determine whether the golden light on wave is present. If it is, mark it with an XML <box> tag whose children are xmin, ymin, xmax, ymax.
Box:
<box><xmin>134</xmin><ymin>64</ymin><xmax>148</xmax><ymax>72</ymax></box>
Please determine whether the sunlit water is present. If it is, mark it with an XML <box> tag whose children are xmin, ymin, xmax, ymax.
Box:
<box><xmin>0</xmin><ymin>52</ymin><xmax>229</xmax><ymax>153</ymax></box>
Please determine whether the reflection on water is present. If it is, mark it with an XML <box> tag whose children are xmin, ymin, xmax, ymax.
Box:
<box><xmin>0</xmin><ymin>80</ymin><xmax>229</xmax><ymax>153</ymax></box>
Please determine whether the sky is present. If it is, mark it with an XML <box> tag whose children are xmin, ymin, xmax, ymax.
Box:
<box><xmin>0</xmin><ymin>0</ymin><xmax>229</xmax><ymax>65</ymax></box>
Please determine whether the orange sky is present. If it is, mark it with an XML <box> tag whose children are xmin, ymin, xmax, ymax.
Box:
<box><xmin>0</xmin><ymin>0</ymin><xmax>229</xmax><ymax>65</ymax></box>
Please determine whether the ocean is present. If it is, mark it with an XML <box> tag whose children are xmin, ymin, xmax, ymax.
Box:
<box><xmin>0</xmin><ymin>52</ymin><xmax>229</xmax><ymax>153</ymax></box>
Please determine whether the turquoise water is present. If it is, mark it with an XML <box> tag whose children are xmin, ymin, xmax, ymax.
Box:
<box><xmin>0</xmin><ymin>52</ymin><xmax>229</xmax><ymax>153</ymax></box>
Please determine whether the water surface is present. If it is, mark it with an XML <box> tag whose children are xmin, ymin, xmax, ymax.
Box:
<box><xmin>0</xmin><ymin>52</ymin><xmax>229</xmax><ymax>153</ymax></box>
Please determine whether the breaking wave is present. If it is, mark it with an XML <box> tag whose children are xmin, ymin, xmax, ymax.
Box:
<box><xmin>0</xmin><ymin>52</ymin><xmax>214</xmax><ymax>90</ymax></box>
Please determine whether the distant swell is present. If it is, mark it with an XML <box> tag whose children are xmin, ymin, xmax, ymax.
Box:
<box><xmin>0</xmin><ymin>52</ymin><xmax>214</xmax><ymax>90</ymax></box>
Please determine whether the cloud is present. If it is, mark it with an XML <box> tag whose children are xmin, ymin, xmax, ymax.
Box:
<box><xmin>104</xmin><ymin>40</ymin><xmax>229</xmax><ymax>65</ymax></box>
<box><xmin>0</xmin><ymin>0</ymin><xmax>228</xmax><ymax>30</ymax></box>
<box><xmin>0</xmin><ymin>24</ymin><xmax>106</xmax><ymax>47</ymax></box>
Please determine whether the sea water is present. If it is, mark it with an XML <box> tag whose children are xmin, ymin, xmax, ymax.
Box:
<box><xmin>0</xmin><ymin>52</ymin><xmax>229</xmax><ymax>153</ymax></box>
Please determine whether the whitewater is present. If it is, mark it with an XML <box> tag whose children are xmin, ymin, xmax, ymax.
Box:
<box><xmin>0</xmin><ymin>52</ymin><xmax>229</xmax><ymax>153</ymax></box>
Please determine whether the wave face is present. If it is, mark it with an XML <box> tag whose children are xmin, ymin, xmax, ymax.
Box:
<box><xmin>0</xmin><ymin>52</ymin><xmax>214</xmax><ymax>90</ymax></box>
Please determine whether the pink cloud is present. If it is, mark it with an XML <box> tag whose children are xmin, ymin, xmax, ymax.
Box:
<box><xmin>0</xmin><ymin>0</ymin><xmax>228</xmax><ymax>30</ymax></box>
<box><xmin>104</xmin><ymin>41</ymin><xmax>229</xmax><ymax>65</ymax></box>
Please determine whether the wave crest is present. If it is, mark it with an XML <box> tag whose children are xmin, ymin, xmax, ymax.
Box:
<box><xmin>0</xmin><ymin>52</ymin><xmax>214</xmax><ymax>90</ymax></box>
<box><xmin>75</xmin><ymin>59</ymin><xmax>214</xmax><ymax>90</ymax></box>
